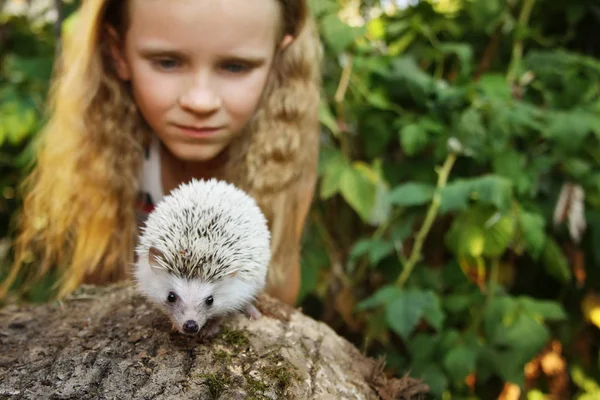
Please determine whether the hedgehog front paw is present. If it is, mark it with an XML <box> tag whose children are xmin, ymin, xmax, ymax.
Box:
<box><xmin>200</xmin><ymin>318</ymin><xmax>222</xmax><ymax>339</ymax></box>
<box><xmin>243</xmin><ymin>303</ymin><xmax>262</xmax><ymax>320</ymax></box>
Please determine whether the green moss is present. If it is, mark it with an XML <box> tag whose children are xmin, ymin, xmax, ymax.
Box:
<box><xmin>265</xmin><ymin>362</ymin><xmax>299</xmax><ymax>394</ymax></box>
<box><xmin>204</xmin><ymin>329</ymin><xmax>299</xmax><ymax>399</ymax></box>
<box><xmin>245</xmin><ymin>353</ymin><xmax>300</xmax><ymax>399</ymax></box>
<box><xmin>246</xmin><ymin>376</ymin><xmax>271</xmax><ymax>400</ymax></box>
<box><xmin>213</xmin><ymin>349</ymin><xmax>231</xmax><ymax>363</ymax></box>
<box><xmin>219</xmin><ymin>326</ymin><xmax>250</xmax><ymax>349</ymax></box>
<box><xmin>196</xmin><ymin>373</ymin><xmax>230</xmax><ymax>399</ymax></box>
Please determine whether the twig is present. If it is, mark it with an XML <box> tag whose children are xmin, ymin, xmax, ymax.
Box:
<box><xmin>507</xmin><ymin>0</ymin><xmax>537</xmax><ymax>83</ymax></box>
<box><xmin>352</xmin><ymin>216</ymin><xmax>393</xmax><ymax>285</ymax></box>
<box><xmin>396</xmin><ymin>152</ymin><xmax>458</xmax><ymax>287</ymax></box>
<box><xmin>310</xmin><ymin>209</ymin><xmax>351</xmax><ymax>287</ymax></box>
<box><xmin>52</xmin><ymin>0</ymin><xmax>65</xmax><ymax>55</ymax></box>
<box><xmin>334</xmin><ymin>54</ymin><xmax>353</xmax><ymax>104</ymax></box>
<box><xmin>468</xmin><ymin>257</ymin><xmax>500</xmax><ymax>334</ymax></box>
<box><xmin>334</xmin><ymin>54</ymin><xmax>353</xmax><ymax>159</ymax></box>
<box><xmin>474</xmin><ymin>26</ymin><xmax>502</xmax><ymax>80</ymax></box>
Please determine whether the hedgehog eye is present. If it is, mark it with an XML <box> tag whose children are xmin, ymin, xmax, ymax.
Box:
<box><xmin>205</xmin><ymin>296</ymin><xmax>214</xmax><ymax>306</ymax></box>
<box><xmin>167</xmin><ymin>291</ymin><xmax>177</xmax><ymax>303</ymax></box>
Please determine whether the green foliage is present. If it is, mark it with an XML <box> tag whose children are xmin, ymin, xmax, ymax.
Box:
<box><xmin>0</xmin><ymin>7</ymin><xmax>58</xmax><ymax>244</ymax></box>
<box><xmin>301</xmin><ymin>0</ymin><xmax>600</xmax><ymax>399</ymax></box>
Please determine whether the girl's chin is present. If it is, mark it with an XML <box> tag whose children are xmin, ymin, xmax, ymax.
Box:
<box><xmin>165</xmin><ymin>141</ymin><xmax>231</xmax><ymax>165</ymax></box>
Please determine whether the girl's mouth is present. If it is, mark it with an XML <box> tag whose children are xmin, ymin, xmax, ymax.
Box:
<box><xmin>174</xmin><ymin>124</ymin><xmax>223</xmax><ymax>138</ymax></box>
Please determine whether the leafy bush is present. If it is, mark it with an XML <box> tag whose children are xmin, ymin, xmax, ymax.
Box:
<box><xmin>2</xmin><ymin>0</ymin><xmax>600</xmax><ymax>398</ymax></box>
<box><xmin>300</xmin><ymin>0</ymin><xmax>600</xmax><ymax>398</ymax></box>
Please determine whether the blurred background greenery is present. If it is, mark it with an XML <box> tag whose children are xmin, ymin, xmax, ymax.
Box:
<box><xmin>2</xmin><ymin>0</ymin><xmax>600</xmax><ymax>398</ymax></box>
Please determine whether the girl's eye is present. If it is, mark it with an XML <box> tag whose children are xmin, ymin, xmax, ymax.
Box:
<box><xmin>167</xmin><ymin>291</ymin><xmax>177</xmax><ymax>303</ymax></box>
<box><xmin>222</xmin><ymin>62</ymin><xmax>249</xmax><ymax>73</ymax></box>
<box><xmin>154</xmin><ymin>58</ymin><xmax>180</xmax><ymax>70</ymax></box>
<box><xmin>205</xmin><ymin>296</ymin><xmax>214</xmax><ymax>306</ymax></box>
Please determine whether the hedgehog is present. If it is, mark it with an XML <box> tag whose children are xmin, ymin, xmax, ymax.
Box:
<box><xmin>134</xmin><ymin>178</ymin><xmax>271</xmax><ymax>337</ymax></box>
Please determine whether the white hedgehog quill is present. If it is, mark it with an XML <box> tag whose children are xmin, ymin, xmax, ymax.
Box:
<box><xmin>134</xmin><ymin>178</ymin><xmax>271</xmax><ymax>337</ymax></box>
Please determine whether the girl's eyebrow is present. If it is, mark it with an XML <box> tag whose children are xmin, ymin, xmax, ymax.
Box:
<box><xmin>136</xmin><ymin>44</ymin><xmax>268</xmax><ymax>64</ymax></box>
<box><xmin>137</xmin><ymin>45</ymin><xmax>186</xmax><ymax>58</ymax></box>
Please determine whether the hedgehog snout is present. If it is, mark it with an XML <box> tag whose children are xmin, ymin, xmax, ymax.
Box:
<box><xmin>183</xmin><ymin>320</ymin><xmax>199</xmax><ymax>334</ymax></box>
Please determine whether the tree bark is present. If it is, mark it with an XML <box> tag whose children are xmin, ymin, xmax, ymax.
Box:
<box><xmin>0</xmin><ymin>283</ymin><xmax>429</xmax><ymax>400</ymax></box>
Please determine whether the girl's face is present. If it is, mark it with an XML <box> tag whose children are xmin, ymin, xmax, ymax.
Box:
<box><xmin>111</xmin><ymin>0</ymin><xmax>287</xmax><ymax>163</ymax></box>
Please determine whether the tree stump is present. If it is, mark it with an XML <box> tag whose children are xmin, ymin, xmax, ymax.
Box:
<box><xmin>0</xmin><ymin>283</ymin><xmax>429</xmax><ymax>399</ymax></box>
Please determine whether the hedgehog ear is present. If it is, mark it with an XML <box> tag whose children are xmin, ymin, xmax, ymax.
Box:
<box><xmin>226</xmin><ymin>268</ymin><xmax>240</xmax><ymax>278</ymax></box>
<box><xmin>148</xmin><ymin>247</ymin><xmax>163</xmax><ymax>268</ymax></box>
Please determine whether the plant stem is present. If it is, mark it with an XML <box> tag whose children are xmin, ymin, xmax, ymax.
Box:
<box><xmin>352</xmin><ymin>214</ymin><xmax>393</xmax><ymax>285</ymax></box>
<box><xmin>335</xmin><ymin>54</ymin><xmax>353</xmax><ymax>104</ymax></box>
<box><xmin>310</xmin><ymin>209</ymin><xmax>351</xmax><ymax>287</ymax></box>
<box><xmin>507</xmin><ymin>0</ymin><xmax>536</xmax><ymax>83</ymax></box>
<box><xmin>334</xmin><ymin>53</ymin><xmax>353</xmax><ymax>159</ymax></box>
<box><xmin>469</xmin><ymin>257</ymin><xmax>500</xmax><ymax>334</ymax></box>
<box><xmin>396</xmin><ymin>152</ymin><xmax>458</xmax><ymax>287</ymax></box>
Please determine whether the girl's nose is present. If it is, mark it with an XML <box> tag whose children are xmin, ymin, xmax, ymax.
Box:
<box><xmin>178</xmin><ymin>79</ymin><xmax>221</xmax><ymax>114</ymax></box>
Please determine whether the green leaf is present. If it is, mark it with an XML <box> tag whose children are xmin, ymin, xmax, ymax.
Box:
<box><xmin>407</xmin><ymin>333</ymin><xmax>439</xmax><ymax>366</ymax></box>
<box><xmin>340</xmin><ymin>161</ymin><xmax>391</xmax><ymax>226</ymax></box>
<box><xmin>518</xmin><ymin>297</ymin><xmax>568</xmax><ymax>322</ymax></box>
<box><xmin>470</xmin><ymin>175</ymin><xmax>514</xmax><ymax>211</ymax></box>
<box><xmin>439</xmin><ymin>180</ymin><xmax>472</xmax><ymax>213</ymax></box>
<box><xmin>4</xmin><ymin>55</ymin><xmax>54</xmax><ymax>84</ymax></box>
<box><xmin>541</xmin><ymin>237</ymin><xmax>572</xmax><ymax>284</ymax></box>
<box><xmin>502</xmin><ymin>314</ymin><xmax>550</xmax><ymax>358</ymax></box>
<box><xmin>399</xmin><ymin>123</ymin><xmax>428</xmax><ymax>156</ymax></box>
<box><xmin>0</xmin><ymin>100</ymin><xmax>38</xmax><ymax>146</ymax></box>
<box><xmin>388</xmin><ymin>57</ymin><xmax>437</xmax><ymax>106</ymax></box>
<box><xmin>387</xmin><ymin>182</ymin><xmax>435</xmax><ymax>207</ymax></box>
<box><xmin>455</xmin><ymin>107</ymin><xmax>486</xmax><ymax>156</ymax></box>
<box><xmin>437</xmin><ymin>329</ymin><xmax>462</xmax><ymax>355</ymax></box>
<box><xmin>445</xmin><ymin>214</ymin><xmax>485</xmax><ymax>257</ymax></box>
<box><xmin>349</xmin><ymin>238</ymin><xmax>395</xmax><ymax>266</ymax></box>
<box><xmin>439</xmin><ymin>42</ymin><xmax>473</xmax><ymax>80</ymax></box>
<box><xmin>340</xmin><ymin>165</ymin><xmax>374</xmax><ymax>219</ymax></box>
<box><xmin>443</xmin><ymin>343</ymin><xmax>478</xmax><ymax>382</ymax></box>
<box><xmin>366</xmin><ymin>88</ymin><xmax>396</xmax><ymax>111</ymax></box>
<box><xmin>571</xmin><ymin>364</ymin><xmax>600</xmax><ymax>393</ymax></box>
<box><xmin>386</xmin><ymin>293</ymin><xmax>423</xmax><ymax>340</ymax></box>
<box><xmin>440</xmin><ymin>175</ymin><xmax>513</xmax><ymax>213</ymax></box>
<box><xmin>388</xmin><ymin>31</ymin><xmax>417</xmax><ymax>56</ymax></box>
<box><xmin>482</xmin><ymin>212</ymin><xmax>515</xmax><ymax>258</ymax></box>
<box><xmin>485</xmin><ymin>297</ymin><xmax>551</xmax><ymax>351</ymax></box>
<box><xmin>517</xmin><ymin>209</ymin><xmax>546</xmax><ymax>259</ymax></box>
<box><xmin>319</xmin><ymin>149</ymin><xmax>348</xmax><ymax>199</ymax></box>
<box><xmin>564</xmin><ymin>158</ymin><xmax>592</xmax><ymax>180</ymax></box>
<box><xmin>482</xmin><ymin>297</ymin><xmax>553</xmax><ymax>384</ymax></box>
<box><xmin>320</xmin><ymin>13</ymin><xmax>364</xmax><ymax>53</ymax></box>
<box><xmin>445</xmin><ymin>205</ymin><xmax>515</xmax><ymax>258</ymax></box>
<box><xmin>545</xmin><ymin>109</ymin><xmax>600</xmax><ymax>151</ymax></box>
<box><xmin>385</xmin><ymin>289</ymin><xmax>445</xmax><ymax>339</ymax></box>
<box><xmin>443</xmin><ymin>293</ymin><xmax>475</xmax><ymax>315</ymax></box>
<box><xmin>62</xmin><ymin>9</ymin><xmax>80</xmax><ymax>37</ymax></box>
<box><xmin>319</xmin><ymin>103</ymin><xmax>341</xmax><ymax>138</ymax></box>
<box><xmin>366</xmin><ymin>17</ymin><xmax>386</xmax><ymax>41</ymax></box>
<box><xmin>308</xmin><ymin>0</ymin><xmax>338</xmax><ymax>17</ymax></box>
<box><xmin>492</xmin><ymin>150</ymin><xmax>532</xmax><ymax>196</ymax></box>
<box><xmin>476</xmin><ymin>73</ymin><xmax>512</xmax><ymax>100</ymax></box>
<box><xmin>356</xmin><ymin>285</ymin><xmax>402</xmax><ymax>311</ymax></box>
<box><xmin>390</xmin><ymin>215</ymin><xmax>416</xmax><ymax>243</ymax></box>
<box><xmin>422</xmin><ymin>294</ymin><xmax>445</xmax><ymax>331</ymax></box>
<box><xmin>420</xmin><ymin>364</ymin><xmax>448</xmax><ymax>399</ymax></box>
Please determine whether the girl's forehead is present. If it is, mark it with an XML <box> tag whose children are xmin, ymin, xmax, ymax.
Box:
<box><xmin>125</xmin><ymin>0</ymin><xmax>282</xmax><ymax>53</ymax></box>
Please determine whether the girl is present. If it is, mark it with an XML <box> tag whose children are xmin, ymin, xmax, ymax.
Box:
<box><xmin>1</xmin><ymin>0</ymin><xmax>322</xmax><ymax>305</ymax></box>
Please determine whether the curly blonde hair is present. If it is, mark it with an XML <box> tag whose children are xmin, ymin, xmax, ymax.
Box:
<box><xmin>1</xmin><ymin>0</ymin><xmax>322</xmax><ymax>301</ymax></box>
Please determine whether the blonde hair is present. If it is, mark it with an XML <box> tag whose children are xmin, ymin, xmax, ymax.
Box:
<box><xmin>1</xmin><ymin>0</ymin><xmax>322</xmax><ymax>300</ymax></box>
